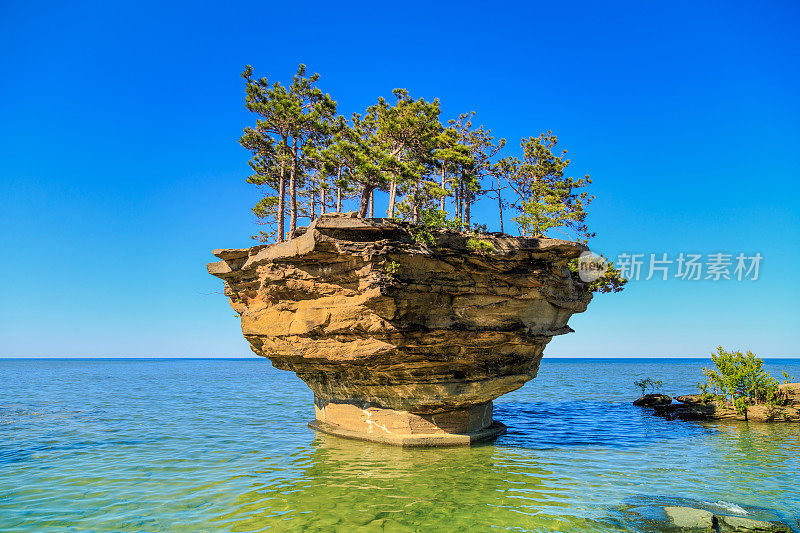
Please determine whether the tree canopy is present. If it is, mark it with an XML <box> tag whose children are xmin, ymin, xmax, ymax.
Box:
<box><xmin>238</xmin><ymin>64</ymin><xmax>624</xmax><ymax>293</ymax></box>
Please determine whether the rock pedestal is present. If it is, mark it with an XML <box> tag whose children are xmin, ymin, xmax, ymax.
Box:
<box><xmin>208</xmin><ymin>214</ymin><xmax>591</xmax><ymax>446</ymax></box>
<box><xmin>310</xmin><ymin>399</ymin><xmax>505</xmax><ymax>446</ymax></box>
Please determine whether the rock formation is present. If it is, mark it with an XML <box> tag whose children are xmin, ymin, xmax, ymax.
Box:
<box><xmin>632</xmin><ymin>393</ymin><xmax>672</xmax><ymax>407</ymax></box>
<box><xmin>208</xmin><ymin>213</ymin><xmax>592</xmax><ymax>445</ymax></box>
<box><xmin>650</xmin><ymin>384</ymin><xmax>800</xmax><ymax>422</ymax></box>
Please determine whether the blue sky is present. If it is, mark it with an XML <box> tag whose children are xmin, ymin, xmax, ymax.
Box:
<box><xmin>1</xmin><ymin>0</ymin><xmax>798</xmax><ymax>357</ymax></box>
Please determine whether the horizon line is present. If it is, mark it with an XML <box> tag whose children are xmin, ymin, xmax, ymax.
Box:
<box><xmin>2</xmin><ymin>355</ymin><xmax>798</xmax><ymax>360</ymax></box>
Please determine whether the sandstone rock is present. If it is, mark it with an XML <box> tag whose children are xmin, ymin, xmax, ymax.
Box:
<box><xmin>663</xmin><ymin>506</ymin><xmax>715</xmax><ymax>530</ymax></box>
<box><xmin>674</xmin><ymin>394</ymin><xmax>705</xmax><ymax>404</ymax></box>
<box><xmin>778</xmin><ymin>383</ymin><xmax>800</xmax><ymax>405</ymax></box>
<box><xmin>208</xmin><ymin>214</ymin><xmax>591</xmax><ymax>444</ymax></box>
<box><xmin>660</xmin><ymin>506</ymin><xmax>791</xmax><ymax>532</ymax></box>
<box><xmin>633</xmin><ymin>393</ymin><xmax>672</xmax><ymax>407</ymax></box>
<box><xmin>715</xmin><ymin>514</ymin><xmax>792</xmax><ymax>532</ymax></box>
<box><xmin>654</xmin><ymin>391</ymin><xmax>800</xmax><ymax>423</ymax></box>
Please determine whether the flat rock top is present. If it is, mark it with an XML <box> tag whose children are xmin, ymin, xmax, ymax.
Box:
<box><xmin>211</xmin><ymin>213</ymin><xmax>586</xmax><ymax>263</ymax></box>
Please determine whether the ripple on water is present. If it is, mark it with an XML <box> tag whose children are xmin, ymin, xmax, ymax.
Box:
<box><xmin>1</xmin><ymin>358</ymin><xmax>799</xmax><ymax>532</ymax></box>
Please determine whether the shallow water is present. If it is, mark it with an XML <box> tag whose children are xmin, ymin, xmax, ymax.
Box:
<box><xmin>1</xmin><ymin>358</ymin><xmax>799</xmax><ymax>532</ymax></box>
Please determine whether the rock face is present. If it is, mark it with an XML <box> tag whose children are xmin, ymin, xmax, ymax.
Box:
<box><xmin>208</xmin><ymin>213</ymin><xmax>591</xmax><ymax>445</ymax></box>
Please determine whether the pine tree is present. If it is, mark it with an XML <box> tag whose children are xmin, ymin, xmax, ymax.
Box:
<box><xmin>365</xmin><ymin>89</ymin><xmax>442</xmax><ymax>219</ymax></box>
<box><xmin>506</xmin><ymin>131</ymin><xmax>593</xmax><ymax>240</ymax></box>
<box><xmin>285</xmin><ymin>65</ymin><xmax>337</xmax><ymax>233</ymax></box>
<box><xmin>491</xmin><ymin>157</ymin><xmax>514</xmax><ymax>234</ymax></box>
<box><xmin>449</xmin><ymin>112</ymin><xmax>505</xmax><ymax>230</ymax></box>
<box><xmin>239</xmin><ymin>128</ymin><xmax>286</xmax><ymax>241</ymax></box>
<box><xmin>241</xmin><ymin>66</ymin><xmax>293</xmax><ymax>241</ymax></box>
<box><xmin>331</xmin><ymin>113</ymin><xmax>386</xmax><ymax>217</ymax></box>
<box><xmin>241</xmin><ymin>64</ymin><xmax>337</xmax><ymax>239</ymax></box>
<box><xmin>318</xmin><ymin>118</ymin><xmax>360</xmax><ymax>213</ymax></box>
<box><xmin>432</xmin><ymin>126</ymin><xmax>470</xmax><ymax>215</ymax></box>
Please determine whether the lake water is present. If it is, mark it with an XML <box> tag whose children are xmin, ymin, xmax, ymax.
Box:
<box><xmin>1</xmin><ymin>358</ymin><xmax>799</xmax><ymax>532</ymax></box>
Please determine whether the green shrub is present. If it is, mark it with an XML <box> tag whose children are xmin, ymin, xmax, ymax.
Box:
<box><xmin>634</xmin><ymin>377</ymin><xmax>663</xmax><ymax>396</ymax></box>
<box><xmin>567</xmin><ymin>257</ymin><xmax>627</xmax><ymax>294</ymax></box>
<box><xmin>385</xmin><ymin>260</ymin><xmax>400</xmax><ymax>279</ymax></box>
<box><xmin>466</xmin><ymin>236</ymin><xmax>495</xmax><ymax>255</ymax></box>
<box><xmin>700</xmin><ymin>347</ymin><xmax>782</xmax><ymax>418</ymax></box>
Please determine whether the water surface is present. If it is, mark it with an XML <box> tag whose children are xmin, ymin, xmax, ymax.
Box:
<box><xmin>1</xmin><ymin>358</ymin><xmax>798</xmax><ymax>531</ymax></box>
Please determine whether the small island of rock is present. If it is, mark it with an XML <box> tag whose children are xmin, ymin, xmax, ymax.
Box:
<box><xmin>651</xmin><ymin>384</ymin><xmax>800</xmax><ymax>422</ymax></box>
<box><xmin>208</xmin><ymin>213</ymin><xmax>592</xmax><ymax>445</ymax></box>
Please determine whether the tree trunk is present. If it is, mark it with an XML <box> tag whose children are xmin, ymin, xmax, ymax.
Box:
<box><xmin>498</xmin><ymin>187</ymin><xmax>504</xmax><ymax>234</ymax></box>
<box><xmin>369</xmin><ymin>189</ymin><xmax>375</xmax><ymax>218</ymax></box>
<box><xmin>359</xmin><ymin>185</ymin><xmax>374</xmax><ymax>217</ymax></box>
<box><xmin>411</xmin><ymin>183</ymin><xmax>419</xmax><ymax>224</ymax></box>
<box><xmin>453</xmin><ymin>182</ymin><xmax>459</xmax><ymax>225</ymax></box>
<box><xmin>387</xmin><ymin>179</ymin><xmax>397</xmax><ymax>218</ymax></box>
<box><xmin>532</xmin><ymin>176</ymin><xmax>538</xmax><ymax>236</ymax></box>
<box><xmin>289</xmin><ymin>137</ymin><xmax>298</xmax><ymax>235</ymax></box>
<box><xmin>321</xmin><ymin>188</ymin><xmax>326</xmax><ymax>214</ymax></box>
<box><xmin>465</xmin><ymin>200</ymin><xmax>471</xmax><ymax>230</ymax></box>
<box><xmin>440</xmin><ymin>165</ymin><xmax>446</xmax><ymax>211</ymax></box>
<box><xmin>311</xmin><ymin>190</ymin><xmax>317</xmax><ymax>221</ymax></box>
<box><xmin>457</xmin><ymin>182</ymin><xmax>463</xmax><ymax>229</ymax></box>
<box><xmin>278</xmin><ymin>160</ymin><xmax>286</xmax><ymax>242</ymax></box>
<box><xmin>336</xmin><ymin>167</ymin><xmax>342</xmax><ymax>212</ymax></box>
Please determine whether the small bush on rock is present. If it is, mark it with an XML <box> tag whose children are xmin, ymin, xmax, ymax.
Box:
<box><xmin>700</xmin><ymin>347</ymin><xmax>784</xmax><ymax>419</ymax></box>
<box><xmin>466</xmin><ymin>236</ymin><xmax>495</xmax><ymax>255</ymax></box>
<box><xmin>634</xmin><ymin>377</ymin><xmax>663</xmax><ymax>396</ymax></box>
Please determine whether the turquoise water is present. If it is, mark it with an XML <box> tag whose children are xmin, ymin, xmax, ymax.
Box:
<box><xmin>1</xmin><ymin>358</ymin><xmax>799</xmax><ymax>532</ymax></box>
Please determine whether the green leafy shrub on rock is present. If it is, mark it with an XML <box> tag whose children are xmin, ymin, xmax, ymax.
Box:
<box><xmin>384</xmin><ymin>260</ymin><xmax>401</xmax><ymax>280</ymax></box>
<box><xmin>466</xmin><ymin>236</ymin><xmax>495</xmax><ymax>255</ymax></box>
<box><xmin>634</xmin><ymin>377</ymin><xmax>663</xmax><ymax>396</ymax></box>
<box><xmin>567</xmin><ymin>258</ymin><xmax>627</xmax><ymax>294</ymax></box>
<box><xmin>700</xmin><ymin>347</ymin><xmax>783</xmax><ymax>419</ymax></box>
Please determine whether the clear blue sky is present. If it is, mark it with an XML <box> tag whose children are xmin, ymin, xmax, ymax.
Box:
<box><xmin>1</xmin><ymin>0</ymin><xmax>798</xmax><ymax>357</ymax></box>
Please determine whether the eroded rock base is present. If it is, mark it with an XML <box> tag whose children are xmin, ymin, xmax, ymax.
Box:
<box><xmin>309</xmin><ymin>398</ymin><xmax>506</xmax><ymax>446</ymax></box>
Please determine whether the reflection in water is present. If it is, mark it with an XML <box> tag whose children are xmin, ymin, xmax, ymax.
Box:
<box><xmin>216</xmin><ymin>435</ymin><xmax>614</xmax><ymax>532</ymax></box>
<box><xmin>212</xmin><ymin>402</ymin><xmax>800</xmax><ymax>532</ymax></box>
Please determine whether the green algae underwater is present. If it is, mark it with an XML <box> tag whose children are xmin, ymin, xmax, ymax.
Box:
<box><xmin>1</xmin><ymin>358</ymin><xmax>798</xmax><ymax>532</ymax></box>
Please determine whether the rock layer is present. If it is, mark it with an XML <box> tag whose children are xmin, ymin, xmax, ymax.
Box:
<box><xmin>208</xmin><ymin>213</ymin><xmax>591</xmax><ymax>444</ymax></box>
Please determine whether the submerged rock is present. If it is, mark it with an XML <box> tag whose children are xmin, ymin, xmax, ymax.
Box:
<box><xmin>716</xmin><ymin>515</ymin><xmax>792</xmax><ymax>532</ymax></box>
<box><xmin>616</xmin><ymin>499</ymin><xmax>793</xmax><ymax>533</ymax></box>
<box><xmin>208</xmin><ymin>213</ymin><xmax>592</xmax><ymax>445</ymax></box>
<box><xmin>664</xmin><ymin>506</ymin><xmax>715</xmax><ymax>530</ymax></box>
